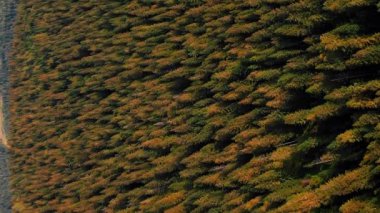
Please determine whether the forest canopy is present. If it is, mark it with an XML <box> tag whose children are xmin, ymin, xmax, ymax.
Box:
<box><xmin>9</xmin><ymin>0</ymin><xmax>380</xmax><ymax>212</ymax></box>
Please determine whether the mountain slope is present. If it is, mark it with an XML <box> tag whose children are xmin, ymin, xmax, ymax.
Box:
<box><xmin>0</xmin><ymin>0</ymin><xmax>17</xmax><ymax>212</ymax></box>
<box><xmin>9</xmin><ymin>0</ymin><xmax>380</xmax><ymax>212</ymax></box>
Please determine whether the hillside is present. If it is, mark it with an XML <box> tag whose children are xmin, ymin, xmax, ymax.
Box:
<box><xmin>0</xmin><ymin>0</ymin><xmax>17</xmax><ymax>212</ymax></box>
<box><xmin>9</xmin><ymin>0</ymin><xmax>380</xmax><ymax>212</ymax></box>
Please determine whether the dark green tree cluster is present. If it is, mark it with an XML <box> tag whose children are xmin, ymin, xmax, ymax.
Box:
<box><xmin>9</xmin><ymin>0</ymin><xmax>380</xmax><ymax>212</ymax></box>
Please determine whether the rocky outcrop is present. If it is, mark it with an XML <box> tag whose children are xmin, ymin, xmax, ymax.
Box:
<box><xmin>0</xmin><ymin>0</ymin><xmax>17</xmax><ymax>212</ymax></box>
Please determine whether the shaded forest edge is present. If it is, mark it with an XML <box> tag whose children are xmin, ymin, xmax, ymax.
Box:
<box><xmin>9</xmin><ymin>0</ymin><xmax>380</xmax><ymax>212</ymax></box>
<box><xmin>0</xmin><ymin>0</ymin><xmax>17</xmax><ymax>212</ymax></box>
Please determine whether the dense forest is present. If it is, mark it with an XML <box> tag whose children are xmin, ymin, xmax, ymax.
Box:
<box><xmin>8</xmin><ymin>0</ymin><xmax>380</xmax><ymax>212</ymax></box>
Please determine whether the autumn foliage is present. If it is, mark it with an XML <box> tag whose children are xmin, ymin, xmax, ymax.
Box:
<box><xmin>8</xmin><ymin>0</ymin><xmax>380</xmax><ymax>212</ymax></box>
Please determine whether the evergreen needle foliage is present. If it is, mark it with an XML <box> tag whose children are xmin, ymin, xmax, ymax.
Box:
<box><xmin>8</xmin><ymin>0</ymin><xmax>380</xmax><ymax>212</ymax></box>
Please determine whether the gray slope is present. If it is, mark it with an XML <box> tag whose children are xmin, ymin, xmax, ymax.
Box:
<box><xmin>0</xmin><ymin>0</ymin><xmax>17</xmax><ymax>212</ymax></box>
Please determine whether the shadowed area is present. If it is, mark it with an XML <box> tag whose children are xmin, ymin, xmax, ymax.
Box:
<box><xmin>0</xmin><ymin>0</ymin><xmax>17</xmax><ymax>211</ymax></box>
<box><xmin>0</xmin><ymin>145</ymin><xmax>11</xmax><ymax>212</ymax></box>
<box><xmin>0</xmin><ymin>96</ymin><xmax>10</xmax><ymax>212</ymax></box>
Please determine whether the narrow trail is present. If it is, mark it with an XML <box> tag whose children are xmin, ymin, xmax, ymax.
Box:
<box><xmin>0</xmin><ymin>0</ymin><xmax>17</xmax><ymax>212</ymax></box>
<box><xmin>0</xmin><ymin>96</ymin><xmax>9</xmax><ymax>148</ymax></box>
